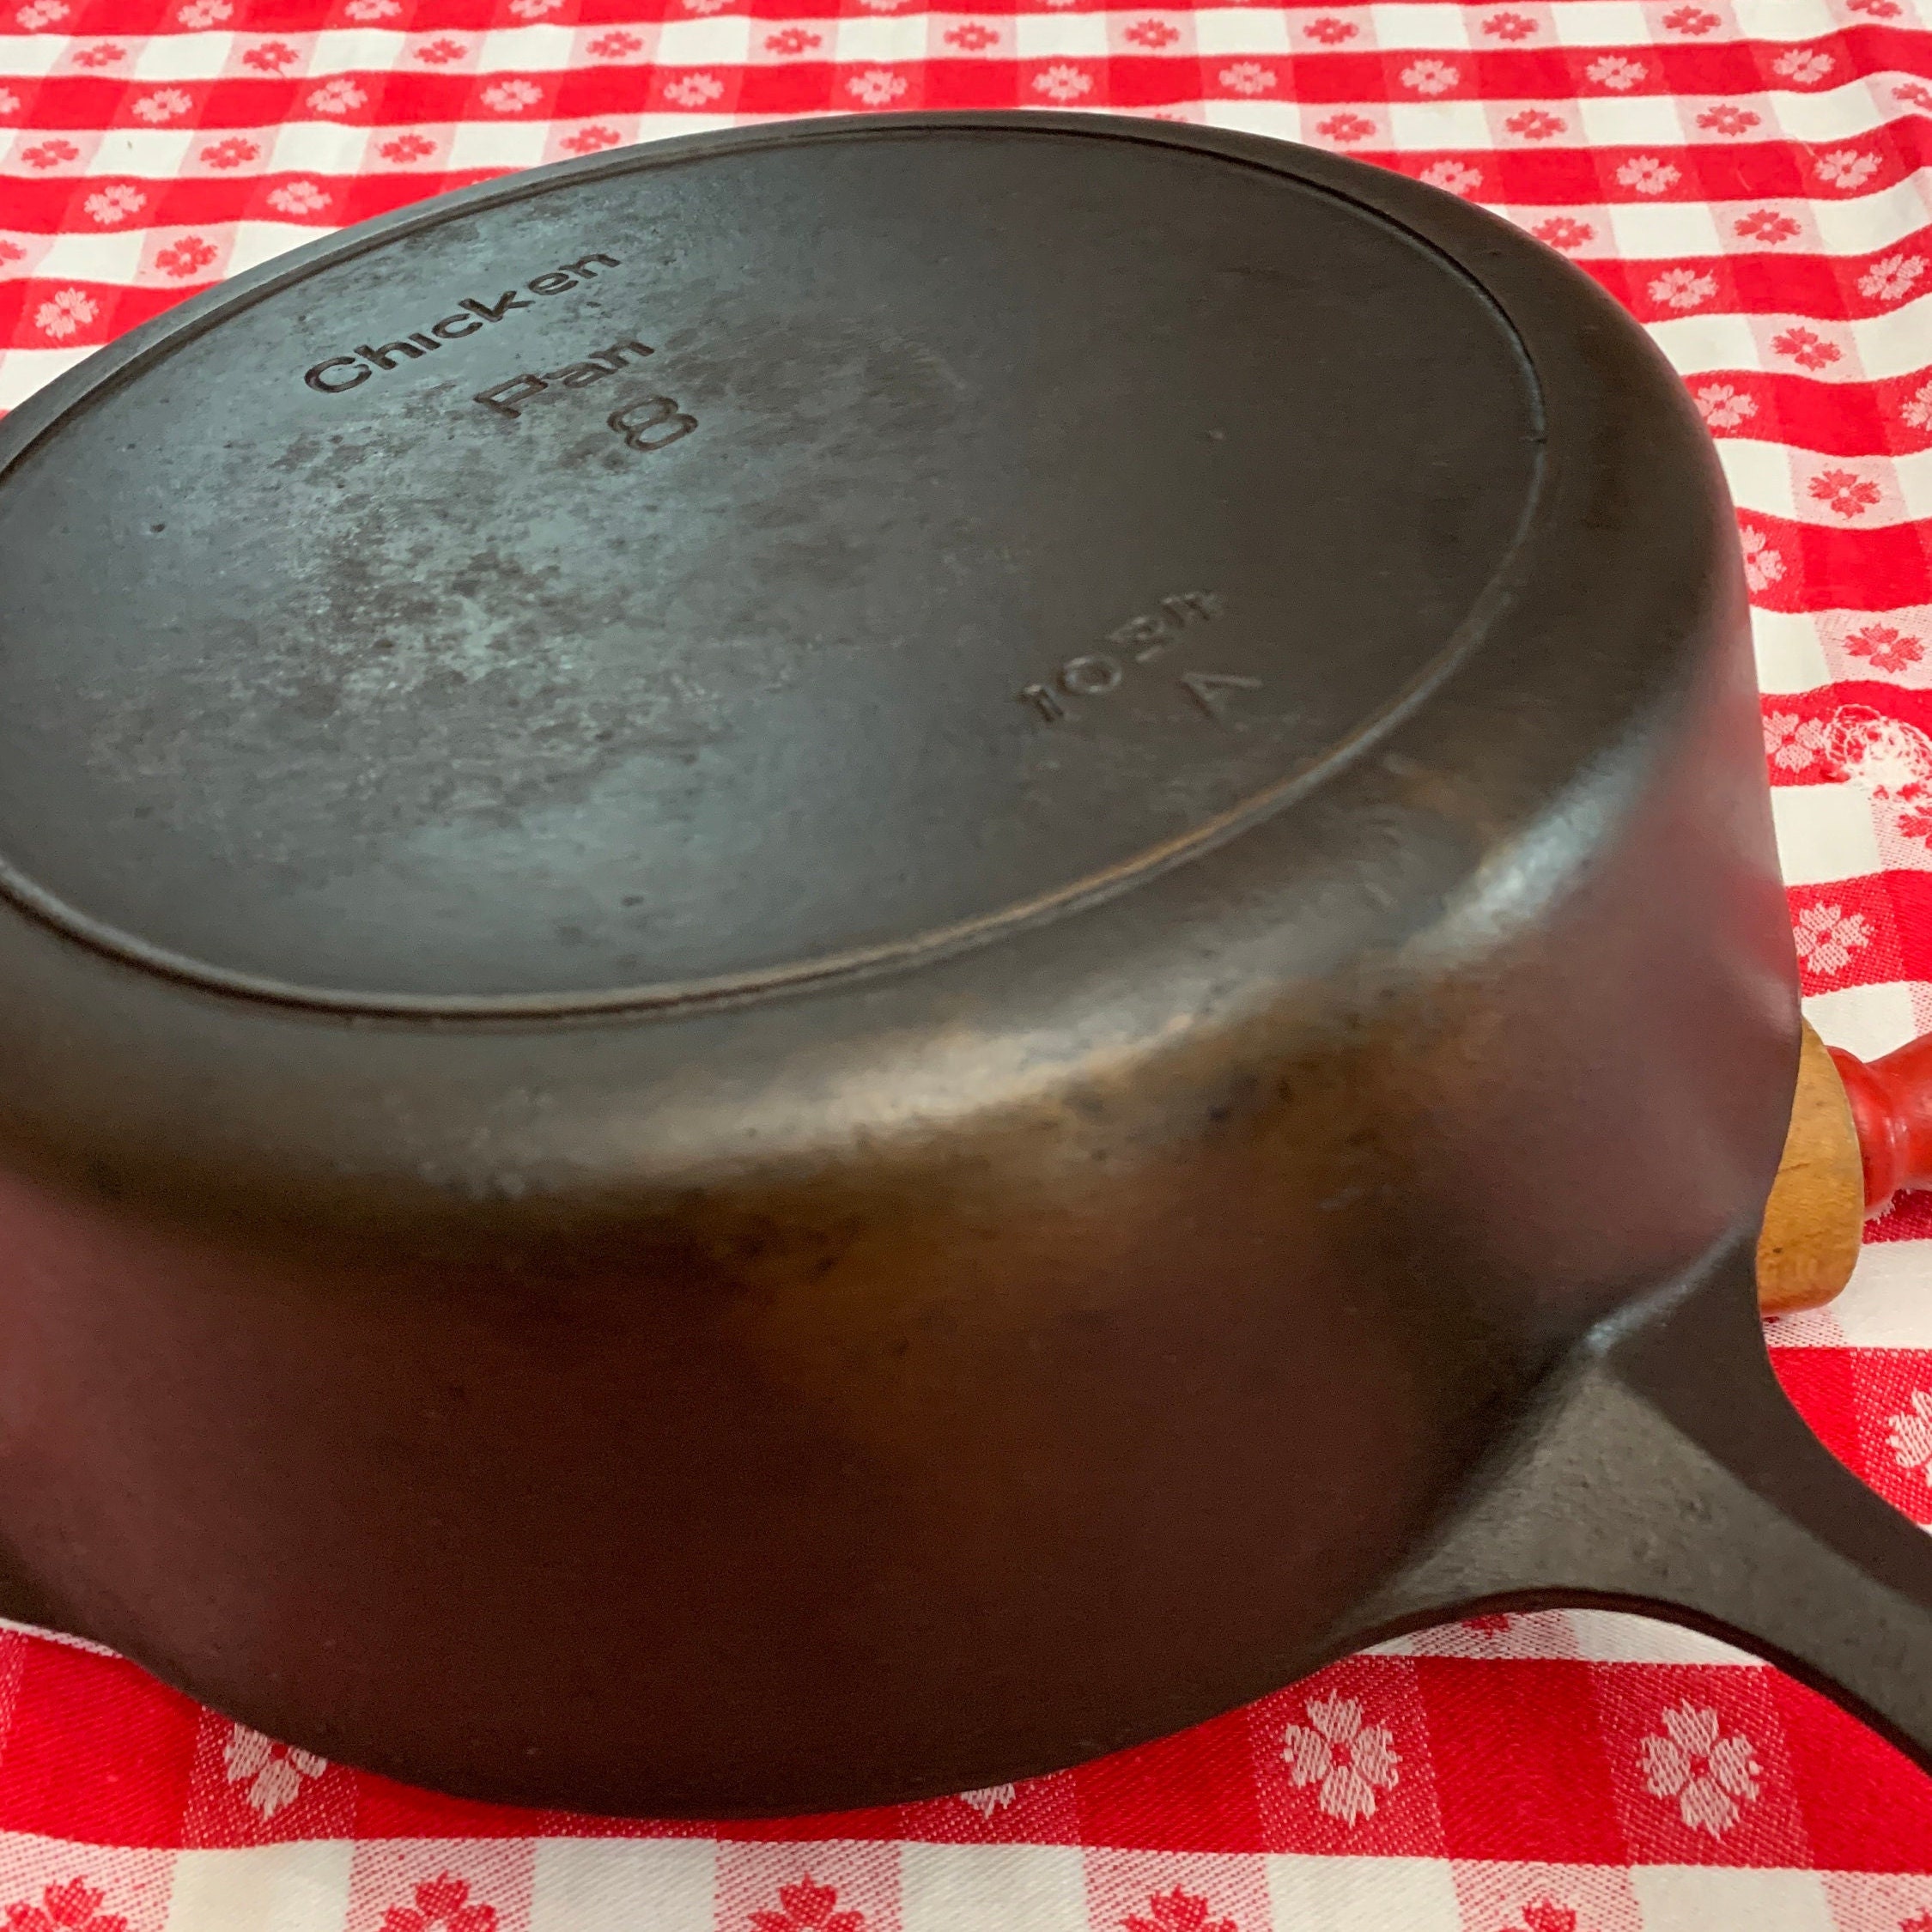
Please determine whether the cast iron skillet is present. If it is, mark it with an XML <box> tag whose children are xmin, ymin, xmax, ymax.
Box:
<box><xmin>0</xmin><ymin>112</ymin><xmax>1926</xmax><ymax>1819</ymax></box>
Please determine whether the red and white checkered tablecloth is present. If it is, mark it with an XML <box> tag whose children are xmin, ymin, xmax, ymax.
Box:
<box><xmin>4</xmin><ymin>0</ymin><xmax>1932</xmax><ymax>1921</ymax></box>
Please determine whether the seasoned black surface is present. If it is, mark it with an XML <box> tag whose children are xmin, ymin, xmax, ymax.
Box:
<box><xmin>0</xmin><ymin>130</ymin><xmax>1537</xmax><ymax>1005</ymax></box>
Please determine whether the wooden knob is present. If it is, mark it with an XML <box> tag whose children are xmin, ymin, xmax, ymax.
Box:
<box><xmin>1757</xmin><ymin>1021</ymin><xmax>1932</xmax><ymax>1315</ymax></box>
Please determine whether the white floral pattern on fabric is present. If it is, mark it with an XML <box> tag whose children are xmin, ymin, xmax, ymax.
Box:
<box><xmin>1033</xmin><ymin>63</ymin><xmax>1093</xmax><ymax>100</ymax></box>
<box><xmin>483</xmin><ymin>76</ymin><xmax>544</xmax><ymax>109</ymax></box>
<box><xmin>1400</xmin><ymin>57</ymin><xmax>1458</xmax><ymax>93</ymax></box>
<box><xmin>1791</xmin><ymin>902</ymin><xmax>1873</xmax><ymax>975</ymax></box>
<box><xmin>1641</xmin><ymin>1702</ymin><xmax>1762</xmax><ymax>1837</ymax></box>
<box><xmin>1649</xmin><ymin>266</ymin><xmax>1716</xmax><ymax>307</ymax></box>
<box><xmin>1617</xmin><ymin>155</ymin><xmax>1680</xmax><ymax>194</ymax></box>
<box><xmin>1888</xmin><ymin>1391</ymin><xmax>1932</xmax><ymax>1483</ymax></box>
<box><xmin>1815</xmin><ymin>148</ymin><xmax>1880</xmax><ymax>188</ymax></box>
<box><xmin>82</xmin><ymin>184</ymin><xmax>145</xmax><ymax>224</ymax></box>
<box><xmin>1764</xmin><ymin>710</ymin><xmax>1828</xmax><ymax>771</ymax></box>
<box><xmin>1419</xmin><ymin>158</ymin><xmax>1481</xmax><ymax>195</ymax></box>
<box><xmin>1695</xmin><ymin>383</ymin><xmax>1755</xmax><ymax>428</ymax></box>
<box><xmin>131</xmin><ymin>88</ymin><xmax>195</xmax><ymax>121</ymax></box>
<box><xmin>957</xmin><ymin>1783</ymin><xmax>1016</xmax><ymax>1816</ymax></box>
<box><xmin>307</xmin><ymin>76</ymin><xmax>366</xmax><ymax>112</ymax></box>
<box><xmin>1585</xmin><ymin>52</ymin><xmax>1645</xmax><ymax>88</ymax></box>
<box><xmin>1281</xmin><ymin>1692</ymin><xmax>1400</xmax><ymax>1824</ymax></box>
<box><xmin>1771</xmin><ymin>45</ymin><xmax>1833</xmax><ymax>82</ymax></box>
<box><xmin>34</xmin><ymin>287</ymin><xmax>97</xmax><ymax>337</ymax></box>
<box><xmin>1740</xmin><ymin>523</ymin><xmax>1784</xmax><ymax>591</ymax></box>
<box><xmin>847</xmin><ymin>67</ymin><xmax>906</xmax><ymax>105</ymax></box>
<box><xmin>267</xmin><ymin>179</ymin><xmax>329</xmax><ymax>212</ymax></box>
<box><xmin>1218</xmin><ymin>61</ymin><xmax>1273</xmax><ymax>94</ymax></box>
<box><xmin>1858</xmin><ymin>254</ymin><xmax>1925</xmax><ymax>302</ymax></box>
<box><xmin>223</xmin><ymin>1723</ymin><xmax>326</xmax><ymax>1816</ymax></box>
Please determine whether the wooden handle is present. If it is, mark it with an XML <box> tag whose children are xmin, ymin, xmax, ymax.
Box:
<box><xmin>1757</xmin><ymin>1021</ymin><xmax>1932</xmax><ymax>1315</ymax></box>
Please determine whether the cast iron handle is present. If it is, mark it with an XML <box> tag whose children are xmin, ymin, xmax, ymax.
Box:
<box><xmin>1346</xmin><ymin>1240</ymin><xmax>1932</xmax><ymax>1771</ymax></box>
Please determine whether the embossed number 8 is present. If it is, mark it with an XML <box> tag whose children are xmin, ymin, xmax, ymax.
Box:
<box><xmin>608</xmin><ymin>396</ymin><xmax>697</xmax><ymax>453</ymax></box>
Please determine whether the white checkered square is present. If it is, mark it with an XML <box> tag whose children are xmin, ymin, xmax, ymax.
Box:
<box><xmin>1771</xmin><ymin>782</ymin><xmax>1886</xmax><ymax>885</ymax></box>
<box><xmin>638</xmin><ymin>15</ymin><xmax>750</xmax><ymax>63</ymax></box>
<box><xmin>1265</xmin><ymin>1856</ymin><xmax>1461</xmax><ymax>1930</ymax></box>
<box><xmin>530</xmin><ymin>1839</ymin><xmax>717</xmax><ymax>1932</ymax></box>
<box><xmin>163</xmin><ymin>1843</ymin><xmax>355</xmax><ymax>1932</ymax></box>
<box><xmin>447</xmin><ymin>117</ymin><xmax>553</xmax><ymax>167</ymax></box>
<box><xmin>1191</xmin><ymin>9</ymin><xmax>1290</xmax><ymax>53</ymax></box>
<box><xmin>902</xmin><ymin>1845</ymin><xmax>1087</xmax><ymax>1932</ymax></box>
<box><xmin>129</xmin><ymin>32</ymin><xmax>233</xmax><ymax>76</ymax></box>
<box><xmin>1550</xmin><ymin>1</ymin><xmax>1654</xmax><ymax>44</ymax></box>
<box><xmin>1365</xmin><ymin>3</ymin><xmax>1469</xmax><ymax>46</ymax></box>
<box><xmin>1631</xmin><ymin>1866</ymin><xmax>1835</xmax><ymax>1932</ymax></box>
<box><xmin>1011</xmin><ymin>12</ymin><xmax>1110</xmax><ymax>57</ymax></box>
<box><xmin>1385</xmin><ymin>100</ymin><xmax>1492</xmax><ymax>149</ymax></box>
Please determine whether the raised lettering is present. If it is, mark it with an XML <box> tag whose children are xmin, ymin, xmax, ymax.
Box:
<box><xmin>462</xmin><ymin>291</ymin><xmax>534</xmax><ymax>324</ymax></box>
<box><xmin>304</xmin><ymin>356</ymin><xmax>370</xmax><ymax>393</ymax></box>
<box><xmin>1060</xmin><ymin>653</ymin><xmax>1122</xmax><ymax>697</ymax></box>
<box><xmin>476</xmin><ymin>373</ymin><xmax>549</xmax><ymax>418</ymax></box>
<box><xmin>1163</xmin><ymin>591</ymin><xmax>1223</xmax><ymax>624</ymax></box>
<box><xmin>356</xmin><ymin>339</ymin><xmax>426</xmax><ymax>369</ymax></box>
<box><xmin>609</xmin><ymin>395</ymin><xmax>696</xmax><ymax>453</ymax></box>
<box><xmin>1180</xmin><ymin>672</ymin><xmax>1261</xmax><ymax>722</ymax></box>
<box><xmin>1109</xmin><ymin>614</ymin><xmax>1170</xmax><ymax>662</ymax></box>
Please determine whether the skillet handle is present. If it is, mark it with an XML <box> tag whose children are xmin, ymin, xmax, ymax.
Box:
<box><xmin>1352</xmin><ymin>1242</ymin><xmax>1932</xmax><ymax>1770</ymax></box>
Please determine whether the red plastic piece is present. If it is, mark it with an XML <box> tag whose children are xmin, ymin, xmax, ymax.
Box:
<box><xmin>1828</xmin><ymin>1035</ymin><xmax>1932</xmax><ymax>1213</ymax></box>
